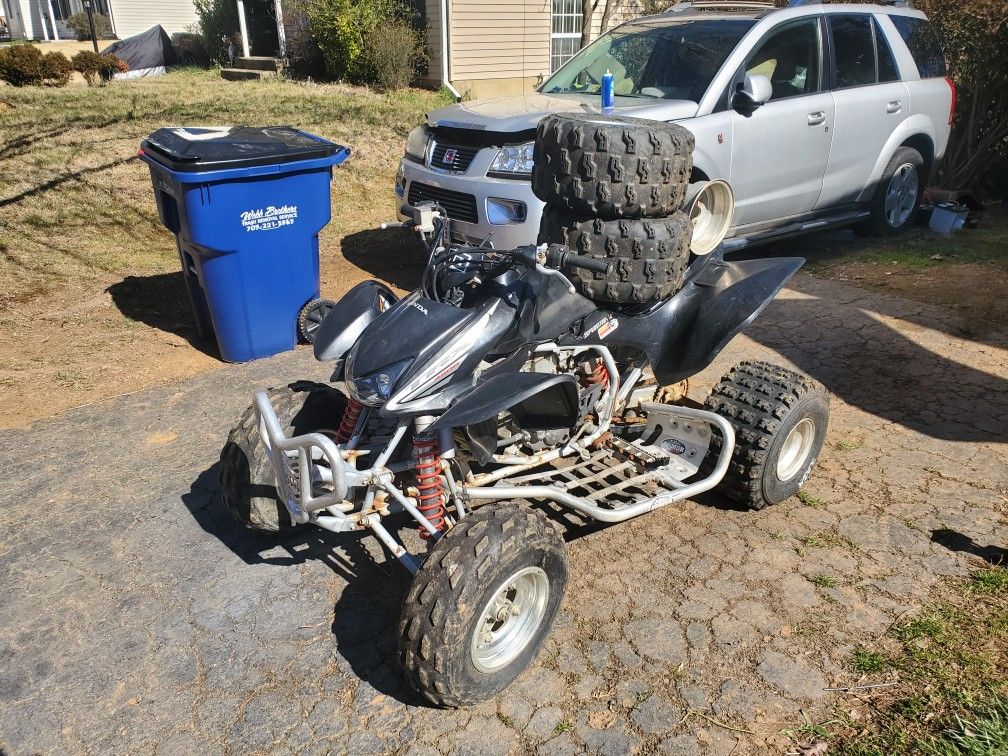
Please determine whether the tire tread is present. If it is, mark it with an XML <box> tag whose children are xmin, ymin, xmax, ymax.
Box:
<box><xmin>704</xmin><ymin>361</ymin><xmax>826</xmax><ymax>510</ymax></box>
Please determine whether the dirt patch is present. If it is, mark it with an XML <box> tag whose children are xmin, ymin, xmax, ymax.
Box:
<box><xmin>0</xmin><ymin>218</ymin><xmax>423</xmax><ymax>430</ymax></box>
<box><xmin>767</xmin><ymin>205</ymin><xmax>1008</xmax><ymax>334</ymax></box>
<box><xmin>816</xmin><ymin>261</ymin><xmax>1008</xmax><ymax>333</ymax></box>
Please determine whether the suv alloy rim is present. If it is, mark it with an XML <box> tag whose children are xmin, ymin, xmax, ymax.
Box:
<box><xmin>885</xmin><ymin>163</ymin><xmax>919</xmax><ymax>228</ymax></box>
<box><xmin>470</xmin><ymin>566</ymin><xmax>549</xmax><ymax>673</ymax></box>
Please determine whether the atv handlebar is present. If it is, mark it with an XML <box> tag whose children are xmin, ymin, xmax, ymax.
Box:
<box><xmin>559</xmin><ymin>252</ymin><xmax>612</xmax><ymax>276</ymax></box>
<box><xmin>538</xmin><ymin>245</ymin><xmax>612</xmax><ymax>276</ymax></box>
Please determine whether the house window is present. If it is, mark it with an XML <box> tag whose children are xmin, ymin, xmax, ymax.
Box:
<box><xmin>51</xmin><ymin>0</ymin><xmax>111</xmax><ymax>22</ymax></box>
<box><xmin>551</xmin><ymin>0</ymin><xmax>582</xmax><ymax>72</ymax></box>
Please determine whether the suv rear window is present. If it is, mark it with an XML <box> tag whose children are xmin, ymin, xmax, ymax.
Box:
<box><xmin>891</xmin><ymin>15</ymin><xmax>947</xmax><ymax>78</ymax></box>
<box><xmin>830</xmin><ymin>14</ymin><xmax>876</xmax><ymax>88</ymax></box>
<box><xmin>874</xmin><ymin>18</ymin><xmax>900</xmax><ymax>82</ymax></box>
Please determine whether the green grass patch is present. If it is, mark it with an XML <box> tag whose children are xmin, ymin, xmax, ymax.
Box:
<box><xmin>799</xmin><ymin>209</ymin><xmax>1008</xmax><ymax>274</ymax></box>
<box><xmin>835</xmin><ymin>438</ymin><xmax>866</xmax><ymax>451</ymax></box>
<box><xmin>790</xmin><ymin>567</ymin><xmax>1008</xmax><ymax>754</ymax></box>
<box><xmin>970</xmin><ymin>567</ymin><xmax>1008</xmax><ymax>595</ymax></box>
<box><xmin>852</xmin><ymin>647</ymin><xmax>888</xmax><ymax>674</ymax></box>
<box><xmin>797</xmin><ymin>490</ymin><xmax>825</xmax><ymax>508</ymax></box>
<box><xmin>812</xmin><ymin>573</ymin><xmax>839</xmax><ymax>588</ymax></box>
<box><xmin>554</xmin><ymin>719</ymin><xmax>573</xmax><ymax>734</ymax></box>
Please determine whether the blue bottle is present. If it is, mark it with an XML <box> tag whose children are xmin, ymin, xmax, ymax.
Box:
<box><xmin>601</xmin><ymin>69</ymin><xmax>614</xmax><ymax>112</ymax></box>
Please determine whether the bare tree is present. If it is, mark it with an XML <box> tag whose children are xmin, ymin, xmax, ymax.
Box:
<box><xmin>581</xmin><ymin>0</ymin><xmax>622</xmax><ymax>49</ymax></box>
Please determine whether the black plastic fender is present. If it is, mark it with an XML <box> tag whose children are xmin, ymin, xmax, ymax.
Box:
<box><xmin>570</xmin><ymin>255</ymin><xmax>803</xmax><ymax>385</ymax></box>
<box><xmin>428</xmin><ymin>372</ymin><xmax>578</xmax><ymax>432</ymax></box>
<box><xmin>648</xmin><ymin>256</ymin><xmax>803</xmax><ymax>384</ymax></box>
<box><xmin>313</xmin><ymin>280</ymin><xmax>397</xmax><ymax>363</ymax></box>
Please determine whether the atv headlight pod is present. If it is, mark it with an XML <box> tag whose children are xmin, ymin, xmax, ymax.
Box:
<box><xmin>488</xmin><ymin>142</ymin><xmax>534</xmax><ymax>177</ymax></box>
<box><xmin>404</xmin><ymin>125</ymin><xmax>429</xmax><ymax>163</ymax></box>
<box><xmin>350</xmin><ymin>359</ymin><xmax>413</xmax><ymax>406</ymax></box>
<box><xmin>386</xmin><ymin>304</ymin><xmax>498</xmax><ymax>411</ymax></box>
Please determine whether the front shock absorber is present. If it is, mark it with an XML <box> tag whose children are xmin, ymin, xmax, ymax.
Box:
<box><xmin>334</xmin><ymin>398</ymin><xmax>364</xmax><ymax>445</ymax></box>
<box><xmin>412</xmin><ymin>434</ymin><xmax>446</xmax><ymax>538</ymax></box>
<box><xmin>584</xmin><ymin>358</ymin><xmax>610</xmax><ymax>389</ymax></box>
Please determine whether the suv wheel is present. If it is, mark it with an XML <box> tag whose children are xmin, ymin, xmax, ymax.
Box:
<box><xmin>862</xmin><ymin>146</ymin><xmax>924</xmax><ymax>236</ymax></box>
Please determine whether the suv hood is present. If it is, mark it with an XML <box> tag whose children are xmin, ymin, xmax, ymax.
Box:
<box><xmin>427</xmin><ymin>92</ymin><xmax>699</xmax><ymax>134</ymax></box>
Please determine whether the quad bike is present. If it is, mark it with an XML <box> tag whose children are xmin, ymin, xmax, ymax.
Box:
<box><xmin>219</xmin><ymin>198</ymin><xmax>830</xmax><ymax>707</ymax></box>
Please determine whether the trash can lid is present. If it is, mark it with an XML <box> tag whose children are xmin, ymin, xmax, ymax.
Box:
<box><xmin>141</xmin><ymin>126</ymin><xmax>346</xmax><ymax>172</ymax></box>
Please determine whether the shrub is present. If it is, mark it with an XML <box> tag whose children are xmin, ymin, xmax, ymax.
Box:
<box><xmin>71</xmin><ymin>50</ymin><xmax>127</xmax><ymax>86</ymax></box>
<box><xmin>0</xmin><ymin>44</ymin><xmax>46</xmax><ymax>86</ymax></box>
<box><xmin>308</xmin><ymin>0</ymin><xmax>401</xmax><ymax>82</ymax></box>
<box><xmin>284</xmin><ymin>0</ymin><xmax>325</xmax><ymax>79</ymax></box>
<box><xmin>41</xmin><ymin>52</ymin><xmax>73</xmax><ymax>87</ymax></box>
<box><xmin>194</xmin><ymin>0</ymin><xmax>240</xmax><ymax>64</ymax></box>
<box><xmin>64</xmin><ymin>11</ymin><xmax>115</xmax><ymax>41</ymax></box>
<box><xmin>171</xmin><ymin>32</ymin><xmax>211</xmax><ymax>67</ymax></box>
<box><xmin>361</xmin><ymin>17</ymin><xmax>424</xmax><ymax>90</ymax></box>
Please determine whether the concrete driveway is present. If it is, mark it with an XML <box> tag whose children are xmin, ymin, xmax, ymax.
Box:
<box><xmin>1</xmin><ymin>274</ymin><xmax>1005</xmax><ymax>754</ymax></box>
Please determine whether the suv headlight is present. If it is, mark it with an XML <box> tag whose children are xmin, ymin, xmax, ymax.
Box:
<box><xmin>488</xmin><ymin>142</ymin><xmax>534</xmax><ymax>178</ymax></box>
<box><xmin>404</xmin><ymin>125</ymin><xmax>429</xmax><ymax>162</ymax></box>
<box><xmin>349</xmin><ymin>359</ymin><xmax>413</xmax><ymax>407</ymax></box>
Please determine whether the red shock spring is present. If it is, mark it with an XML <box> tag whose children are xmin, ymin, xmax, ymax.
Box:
<box><xmin>585</xmin><ymin>359</ymin><xmax>610</xmax><ymax>389</ymax></box>
<box><xmin>334</xmin><ymin>398</ymin><xmax>364</xmax><ymax>445</ymax></box>
<box><xmin>412</xmin><ymin>435</ymin><xmax>446</xmax><ymax>538</ymax></box>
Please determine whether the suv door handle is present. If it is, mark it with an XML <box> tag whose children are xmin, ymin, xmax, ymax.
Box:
<box><xmin>808</xmin><ymin>111</ymin><xmax>826</xmax><ymax>126</ymax></box>
<box><xmin>887</xmin><ymin>100</ymin><xmax>902</xmax><ymax>113</ymax></box>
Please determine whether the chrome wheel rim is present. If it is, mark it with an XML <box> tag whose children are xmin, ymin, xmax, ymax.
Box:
<box><xmin>470</xmin><ymin>566</ymin><xmax>549</xmax><ymax>673</ymax></box>
<box><xmin>777</xmin><ymin>418</ymin><xmax>816</xmax><ymax>482</ymax></box>
<box><xmin>884</xmin><ymin>163</ymin><xmax>919</xmax><ymax>228</ymax></box>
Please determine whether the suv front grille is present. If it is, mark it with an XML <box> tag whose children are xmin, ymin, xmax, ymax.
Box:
<box><xmin>430</xmin><ymin>142</ymin><xmax>481</xmax><ymax>172</ymax></box>
<box><xmin>408</xmin><ymin>182</ymin><xmax>479</xmax><ymax>224</ymax></box>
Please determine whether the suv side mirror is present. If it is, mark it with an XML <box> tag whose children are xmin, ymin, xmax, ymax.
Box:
<box><xmin>732</xmin><ymin>74</ymin><xmax>773</xmax><ymax>113</ymax></box>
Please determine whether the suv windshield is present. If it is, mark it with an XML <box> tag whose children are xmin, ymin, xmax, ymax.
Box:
<box><xmin>541</xmin><ymin>19</ymin><xmax>755</xmax><ymax>102</ymax></box>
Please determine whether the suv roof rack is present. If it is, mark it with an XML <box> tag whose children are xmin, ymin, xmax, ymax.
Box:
<box><xmin>668</xmin><ymin>1</ymin><xmax>778</xmax><ymax>14</ymax></box>
<box><xmin>668</xmin><ymin>1</ymin><xmax>912</xmax><ymax>13</ymax></box>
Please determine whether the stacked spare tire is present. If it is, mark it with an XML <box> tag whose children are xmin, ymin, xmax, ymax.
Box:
<box><xmin>533</xmin><ymin>113</ymin><xmax>695</xmax><ymax>306</ymax></box>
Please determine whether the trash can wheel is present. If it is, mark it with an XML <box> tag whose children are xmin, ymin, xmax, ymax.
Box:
<box><xmin>298</xmin><ymin>298</ymin><xmax>336</xmax><ymax>344</ymax></box>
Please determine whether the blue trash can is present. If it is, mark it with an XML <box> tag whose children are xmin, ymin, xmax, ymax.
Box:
<box><xmin>140</xmin><ymin>126</ymin><xmax>350</xmax><ymax>362</ymax></box>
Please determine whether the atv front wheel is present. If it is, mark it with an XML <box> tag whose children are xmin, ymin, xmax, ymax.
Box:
<box><xmin>705</xmin><ymin>361</ymin><xmax>830</xmax><ymax>510</ymax></box>
<box><xmin>219</xmin><ymin>382</ymin><xmax>346</xmax><ymax>534</ymax></box>
<box><xmin>398</xmin><ymin>502</ymin><xmax>567</xmax><ymax>708</ymax></box>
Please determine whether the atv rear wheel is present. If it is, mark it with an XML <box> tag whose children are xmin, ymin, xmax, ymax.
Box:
<box><xmin>398</xmin><ymin>502</ymin><xmax>567</xmax><ymax>708</ymax></box>
<box><xmin>705</xmin><ymin>361</ymin><xmax>829</xmax><ymax>510</ymax></box>
<box><xmin>219</xmin><ymin>382</ymin><xmax>346</xmax><ymax>534</ymax></box>
<box><xmin>539</xmin><ymin>208</ymin><xmax>692</xmax><ymax>305</ymax></box>
<box><xmin>532</xmin><ymin>113</ymin><xmax>694</xmax><ymax>220</ymax></box>
<box><xmin>298</xmin><ymin>298</ymin><xmax>337</xmax><ymax>344</ymax></box>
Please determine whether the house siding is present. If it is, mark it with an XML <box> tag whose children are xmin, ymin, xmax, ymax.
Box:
<box><xmin>6</xmin><ymin>0</ymin><xmax>43</xmax><ymax>40</ymax></box>
<box><xmin>448</xmin><ymin>0</ymin><xmax>550</xmax><ymax>81</ymax></box>
<box><xmin>428</xmin><ymin>0</ymin><xmax>646</xmax><ymax>98</ymax></box>
<box><xmin>108</xmin><ymin>0</ymin><xmax>198</xmax><ymax>38</ymax></box>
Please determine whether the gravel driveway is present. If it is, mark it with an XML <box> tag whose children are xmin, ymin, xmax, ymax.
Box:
<box><xmin>1</xmin><ymin>274</ymin><xmax>1005</xmax><ymax>755</ymax></box>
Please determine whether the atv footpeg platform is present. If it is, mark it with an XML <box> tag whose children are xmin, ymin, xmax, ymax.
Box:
<box><xmin>466</xmin><ymin>403</ymin><xmax>735</xmax><ymax>523</ymax></box>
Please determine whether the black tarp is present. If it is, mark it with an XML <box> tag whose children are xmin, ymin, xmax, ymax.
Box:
<box><xmin>103</xmin><ymin>25</ymin><xmax>178</xmax><ymax>78</ymax></box>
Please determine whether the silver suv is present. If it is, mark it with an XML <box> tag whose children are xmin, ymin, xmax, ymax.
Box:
<box><xmin>396</xmin><ymin>1</ymin><xmax>954</xmax><ymax>250</ymax></box>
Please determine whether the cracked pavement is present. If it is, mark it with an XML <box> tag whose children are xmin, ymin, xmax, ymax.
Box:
<box><xmin>1</xmin><ymin>274</ymin><xmax>1005</xmax><ymax>754</ymax></box>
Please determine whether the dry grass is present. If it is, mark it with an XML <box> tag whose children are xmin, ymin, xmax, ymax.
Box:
<box><xmin>0</xmin><ymin>67</ymin><xmax>448</xmax><ymax>307</ymax></box>
<box><xmin>0</xmin><ymin>68</ymin><xmax>449</xmax><ymax>427</ymax></box>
